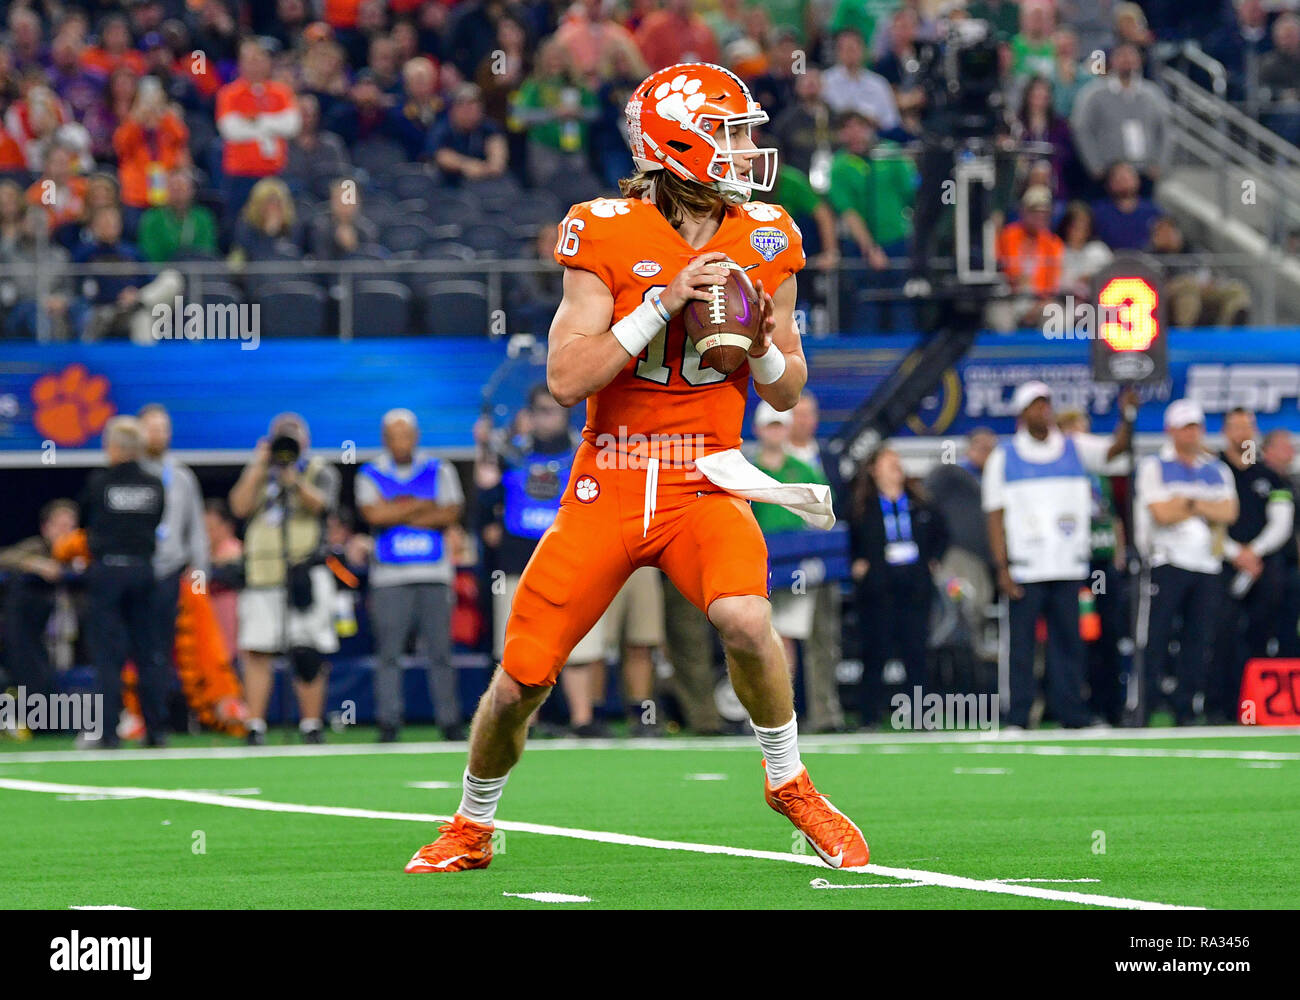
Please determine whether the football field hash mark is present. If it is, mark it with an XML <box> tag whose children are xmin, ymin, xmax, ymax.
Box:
<box><xmin>503</xmin><ymin>892</ymin><xmax>592</xmax><ymax>903</ymax></box>
<box><xmin>0</xmin><ymin>777</ymin><xmax>1201</xmax><ymax>910</ymax></box>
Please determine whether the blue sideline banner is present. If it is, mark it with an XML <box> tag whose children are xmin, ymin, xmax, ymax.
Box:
<box><xmin>0</xmin><ymin>330</ymin><xmax>1297</xmax><ymax>454</ymax></box>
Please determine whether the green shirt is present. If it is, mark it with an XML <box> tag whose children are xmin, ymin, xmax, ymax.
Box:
<box><xmin>137</xmin><ymin>205</ymin><xmax>218</xmax><ymax>263</ymax></box>
<box><xmin>752</xmin><ymin>452</ymin><xmax>823</xmax><ymax>535</ymax></box>
<box><xmin>772</xmin><ymin>164</ymin><xmax>822</xmax><ymax>223</ymax></box>
<box><xmin>1089</xmin><ymin>474</ymin><xmax>1118</xmax><ymax>561</ymax></box>
<box><xmin>828</xmin><ymin>142</ymin><xmax>916</xmax><ymax>249</ymax></box>
<box><xmin>762</xmin><ymin>0</ymin><xmax>809</xmax><ymax>42</ymax></box>
<box><xmin>830</xmin><ymin>0</ymin><xmax>901</xmax><ymax>49</ymax></box>
<box><xmin>968</xmin><ymin>1</ymin><xmax>1021</xmax><ymax>43</ymax></box>
<box><xmin>510</xmin><ymin>75</ymin><xmax>598</xmax><ymax>152</ymax></box>
<box><xmin>1011</xmin><ymin>35</ymin><xmax>1056</xmax><ymax>81</ymax></box>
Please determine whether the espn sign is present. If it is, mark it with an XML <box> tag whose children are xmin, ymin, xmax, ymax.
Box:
<box><xmin>1089</xmin><ymin>255</ymin><xmax>1167</xmax><ymax>384</ymax></box>
<box><xmin>1185</xmin><ymin>364</ymin><xmax>1300</xmax><ymax>414</ymax></box>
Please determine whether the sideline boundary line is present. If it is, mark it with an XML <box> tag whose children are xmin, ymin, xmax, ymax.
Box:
<box><xmin>0</xmin><ymin>777</ymin><xmax>1201</xmax><ymax>910</ymax></box>
<box><xmin>1</xmin><ymin>724</ymin><xmax>1296</xmax><ymax>766</ymax></box>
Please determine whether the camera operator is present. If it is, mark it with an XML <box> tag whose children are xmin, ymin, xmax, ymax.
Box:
<box><xmin>229</xmin><ymin>412</ymin><xmax>340</xmax><ymax>745</ymax></box>
<box><xmin>908</xmin><ymin>16</ymin><xmax>1015</xmax><ymax>285</ymax></box>
<box><xmin>79</xmin><ymin>417</ymin><xmax>166</xmax><ymax>748</ymax></box>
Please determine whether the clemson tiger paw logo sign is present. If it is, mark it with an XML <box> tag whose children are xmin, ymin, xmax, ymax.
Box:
<box><xmin>32</xmin><ymin>363</ymin><xmax>116</xmax><ymax>447</ymax></box>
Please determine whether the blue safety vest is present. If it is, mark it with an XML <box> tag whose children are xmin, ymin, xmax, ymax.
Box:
<box><xmin>360</xmin><ymin>456</ymin><xmax>444</xmax><ymax>564</ymax></box>
<box><xmin>502</xmin><ymin>446</ymin><xmax>575</xmax><ymax>540</ymax></box>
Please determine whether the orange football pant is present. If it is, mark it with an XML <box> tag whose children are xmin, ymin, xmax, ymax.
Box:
<box><xmin>501</xmin><ymin>441</ymin><xmax>769</xmax><ymax>687</ymax></box>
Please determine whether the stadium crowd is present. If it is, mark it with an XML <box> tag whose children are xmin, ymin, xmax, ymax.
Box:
<box><xmin>0</xmin><ymin>0</ymin><xmax>1288</xmax><ymax>339</ymax></box>
<box><xmin>4</xmin><ymin>385</ymin><xmax>1300</xmax><ymax>744</ymax></box>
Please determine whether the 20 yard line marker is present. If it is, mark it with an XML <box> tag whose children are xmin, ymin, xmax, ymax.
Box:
<box><xmin>0</xmin><ymin>777</ymin><xmax>1200</xmax><ymax>911</ymax></box>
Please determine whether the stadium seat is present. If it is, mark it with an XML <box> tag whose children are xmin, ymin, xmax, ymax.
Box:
<box><xmin>352</xmin><ymin>279</ymin><xmax>413</xmax><ymax>337</ymax></box>
<box><xmin>459</xmin><ymin>222</ymin><xmax>514</xmax><ymax>255</ymax></box>
<box><xmin>421</xmin><ymin>280</ymin><xmax>489</xmax><ymax>336</ymax></box>
<box><xmin>201</xmin><ymin>281</ymin><xmax>245</xmax><ymax>308</ymax></box>
<box><xmin>392</xmin><ymin>197</ymin><xmax>430</xmax><ymax>217</ymax></box>
<box><xmin>257</xmin><ymin>280</ymin><xmax>330</xmax><ymax>338</ymax></box>
<box><xmin>388</xmin><ymin>165</ymin><xmax>441</xmax><ymax>203</ymax></box>
<box><xmin>425</xmin><ymin>242</ymin><xmax>477</xmax><ymax>261</ymax></box>
<box><xmin>380</xmin><ymin>218</ymin><xmax>441</xmax><ymax>253</ymax></box>
<box><xmin>351</xmin><ymin>138</ymin><xmax>408</xmax><ymax>177</ymax></box>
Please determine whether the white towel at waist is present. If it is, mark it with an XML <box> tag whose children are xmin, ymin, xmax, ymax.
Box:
<box><xmin>692</xmin><ymin>448</ymin><xmax>836</xmax><ymax>531</ymax></box>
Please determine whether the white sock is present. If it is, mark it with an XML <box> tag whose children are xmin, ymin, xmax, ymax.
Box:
<box><xmin>299</xmin><ymin>717</ymin><xmax>322</xmax><ymax>733</ymax></box>
<box><xmin>457</xmin><ymin>769</ymin><xmax>508</xmax><ymax>825</ymax></box>
<box><xmin>752</xmin><ymin>714</ymin><xmax>802</xmax><ymax>787</ymax></box>
<box><xmin>247</xmin><ymin>718</ymin><xmax>266</xmax><ymax>733</ymax></box>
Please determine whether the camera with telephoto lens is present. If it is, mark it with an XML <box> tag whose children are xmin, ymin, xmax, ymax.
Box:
<box><xmin>268</xmin><ymin>433</ymin><xmax>301</xmax><ymax>468</ymax></box>
<box><xmin>916</xmin><ymin>18</ymin><xmax>1003</xmax><ymax>141</ymax></box>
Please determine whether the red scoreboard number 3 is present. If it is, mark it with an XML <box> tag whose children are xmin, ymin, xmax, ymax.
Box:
<box><xmin>1089</xmin><ymin>257</ymin><xmax>1168</xmax><ymax>385</ymax></box>
<box><xmin>1098</xmin><ymin>275</ymin><xmax>1159</xmax><ymax>352</ymax></box>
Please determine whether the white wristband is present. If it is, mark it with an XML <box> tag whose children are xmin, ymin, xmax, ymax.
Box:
<box><xmin>610</xmin><ymin>299</ymin><xmax>664</xmax><ymax>357</ymax></box>
<box><xmin>749</xmin><ymin>342</ymin><xmax>787</xmax><ymax>384</ymax></box>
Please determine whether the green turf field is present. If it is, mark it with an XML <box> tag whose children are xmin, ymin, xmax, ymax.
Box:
<box><xmin>1</xmin><ymin>727</ymin><xmax>1296</xmax><ymax>909</ymax></box>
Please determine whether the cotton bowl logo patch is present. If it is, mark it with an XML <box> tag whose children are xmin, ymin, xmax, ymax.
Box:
<box><xmin>751</xmin><ymin>227</ymin><xmax>788</xmax><ymax>262</ymax></box>
<box><xmin>632</xmin><ymin>259</ymin><xmax>662</xmax><ymax>278</ymax></box>
<box><xmin>574</xmin><ymin>475</ymin><xmax>600</xmax><ymax>503</ymax></box>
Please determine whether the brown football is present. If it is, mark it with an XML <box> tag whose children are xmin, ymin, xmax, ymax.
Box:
<box><xmin>682</xmin><ymin>260</ymin><xmax>761</xmax><ymax>375</ymax></box>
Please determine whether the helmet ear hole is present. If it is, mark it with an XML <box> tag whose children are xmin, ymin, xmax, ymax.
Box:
<box><xmin>666</xmin><ymin>139</ymin><xmax>692</xmax><ymax>153</ymax></box>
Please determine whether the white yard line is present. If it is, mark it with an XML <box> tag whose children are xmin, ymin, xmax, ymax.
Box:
<box><xmin>957</xmin><ymin>744</ymin><xmax>1299</xmax><ymax>762</ymax></box>
<box><xmin>0</xmin><ymin>777</ymin><xmax>1200</xmax><ymax>910</ymax></box>
<box><xmin>0</xmin><ymin>724</ymin><xmax>1295</xmax><ymax>764</ymax></box>
<box><xmin>0</xmin><ymin>725</ymin><xmax>1293</xmax><ymax>766</ymax></box>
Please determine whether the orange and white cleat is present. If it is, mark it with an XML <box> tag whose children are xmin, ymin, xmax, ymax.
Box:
<box><xmin>404</xmin><ymin>814</ymin><xmax>494</xmax><ymax>873</ymax></box>
<box><xmin>764</xmin><ymin>765</ymin><xmax>870</xmax><ymax>870</ymax></box>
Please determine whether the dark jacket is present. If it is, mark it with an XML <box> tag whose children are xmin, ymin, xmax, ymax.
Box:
<box><xmin>79</xmin><ymin>461</ymin><xmax>165</xmax><ymax>560</ymax></box>
<box><xmin>850</xmin><ymin>483</ymin><xmax>948</xmax><ymax>585</ymax></box>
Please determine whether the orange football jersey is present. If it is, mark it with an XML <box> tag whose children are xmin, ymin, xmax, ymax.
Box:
<box><xmin>553</xmin><ymin>196</ymin><xmax>804</xmax><ymax>464</ymax></box>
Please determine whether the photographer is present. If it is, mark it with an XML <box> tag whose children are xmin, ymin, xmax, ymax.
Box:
<box><xmin>229</xmin><ymin>413</ymin><xmax>340</xmax><ymax>746</ymax></box>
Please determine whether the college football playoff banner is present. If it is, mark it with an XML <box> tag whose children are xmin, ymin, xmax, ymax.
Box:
<box><xmin>0</xmin><ymin>330</ymin><xmax>1296</xmax><ymax>455</ymax></box>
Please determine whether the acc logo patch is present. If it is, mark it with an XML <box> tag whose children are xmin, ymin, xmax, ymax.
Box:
<box><xmin>632</xmin><ymin>259</ymin><xmax>662</xmax><ymax>278</ymax></box>
<box><xmin>750</xmin><ymin>226</ymin><xmax>788</xmax><ymax>262</ymax></box>
<box><xmin>574</xmin><ymin>475</ymin><xmax>601</xmax><ymax>503</ymax></box>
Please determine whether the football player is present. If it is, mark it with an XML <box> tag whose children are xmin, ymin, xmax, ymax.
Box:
<box><xmin>407</xmin><ymin>62</ymin><xmax>869</xmax><ymax>873</ymax></box>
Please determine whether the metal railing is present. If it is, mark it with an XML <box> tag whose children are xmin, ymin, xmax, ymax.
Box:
<box><xmin>1159</xmin><ymin>65</ymin><xmax>1300</xmax><ymax>242</ymax></box>
<box><xmin>4</xmin><ymin>247</ymin><xmax>1290</xmax><ymax>344</ymax></box>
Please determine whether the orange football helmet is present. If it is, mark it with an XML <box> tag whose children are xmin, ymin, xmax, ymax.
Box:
<box><xmin>624</xmin><ymin>62</ymin><xmax>777</xmax><ymax>204</ymax></box>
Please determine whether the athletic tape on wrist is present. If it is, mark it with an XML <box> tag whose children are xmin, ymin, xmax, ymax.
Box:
<box><xmin>611</xmin><ymin>299</ymin><xmax>664</xmax><ymax>357</ymax></box>
<box><xmin>749</xmin><ymin>341</ymin><xmax>787</xmax><ymax>384</ymax></box>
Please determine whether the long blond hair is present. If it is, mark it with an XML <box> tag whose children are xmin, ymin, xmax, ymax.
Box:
<box><xmin>242</xmin><ymin>177</ymin><xmax>296</xmax><ymax>234</ymax></box>
<box><xmin>618</xmin><ymin>168</ymin><xmax>724</xmax><ymax>229</ymax></box>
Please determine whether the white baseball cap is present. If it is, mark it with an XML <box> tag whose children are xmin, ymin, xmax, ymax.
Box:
<box><xmin>1164</xmin><ymin>398</ymin><xmax>1205</xmax><ymax>429</ymax></box>
<box><xmin>753</xmin><ymin>401</ymin><xmax>793</xmax><ymax>429</ymax></box>
<box><xmin>1010</xmin><ymin>380</ymin><xmax>1052</xmax><ymax>414</ymax></box>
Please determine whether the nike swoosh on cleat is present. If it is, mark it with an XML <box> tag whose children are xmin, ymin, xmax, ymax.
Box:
<box><xmin>430</xmin><ymin>854</ymin><xmax>468</xmax><ymax>869</ymax></box>
<box><xmin>807</xmin><ymin>837</ymin><xmax>844</xmax><ymax>868</ymax></box>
